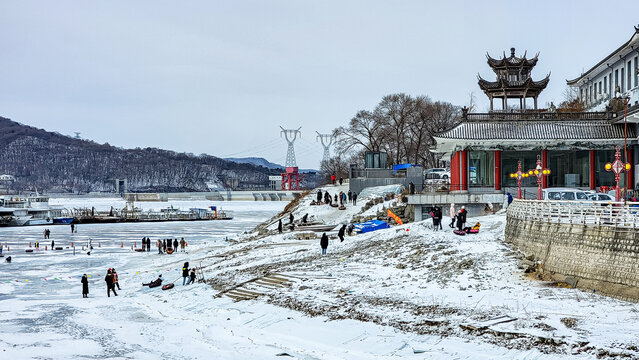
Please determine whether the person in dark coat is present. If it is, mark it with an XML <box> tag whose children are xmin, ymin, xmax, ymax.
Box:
<box><xmin>71</xmin><ymin>224</ymin><xmax>75</xmax><ymax>233</ymax></box>
<box><xmin>301</xmin><ymin>213</ymin><xmax>308</xmax><ymax>224</ymax></box>
<box><xmin>173</xmin><ymin>239</ymin><xmax>178</xmax><ymax>250</ymax></box>
<box><xmin>324</xmin><ymin>192</ymin><xmax>331</xmax><ymax>205</ymax></box>
<box><xmin>430</xmin><ymin>207</ymin><xmax>438</xmax><ymax>231</ymax></box>
<box><xmin>188</xmin><ymin>268</ymin><xmax>196</xmax><ymax>284</ymax></box>
<box><xmin>163</xmin><ymin>239</ymin><xmax>167</xmax><ymax>251</ymax></box>
<box><xmin>289</xmin><ymin>213</ymin><xmax>294</xmax><ymax>224</ymax></box>
<box><xmin>81</xmin><ymin>274</ymin><xmax>89</xmax><ymax>298</ymax></box>
<box><xmin>105</xmin><ymin>269</ymin><xmax>117</xmax><ymax>297</ymax></box>
<box><xmin>180</xmin><ymin>238</ymin><xmax>185</xmax><ymax>251</ymax></box>
<box><xmin>456</xmin><ymin>210</ymin><xmax>464</xmax><ymax>231</ymax></box>
<box><xmin>348</xmin><ymin>191</ymin><xmax>352</xmax><ymax>203</ymax></box>
<box><xmin>339</xmin><ymin>192</ymin><xmax>344</xmax><ymax>206</ymax></box>
<box><xmin>317</xmin><ymin>190</ymin><xmax>322</xmax><ymax>203</ymax></box>
<box><xmin>320</xmin><ymin>232</ymin><xmax>329</xmax><ymax>255</ymax></box>
<box><xmin>338</xmin><ymin>224</ymin><xmax>346</xmax><ymax>242</ymax></box>
<box><xmin>144</xmin><ymin>275</ymin><xmax>162</xmax><ymax>287</ymax></box>
<box><xmin>278</xmin><ymin>219</ymin><xmax>283</xmax><ymax>234</ymax></box>
<box><xmin>182</xmin><ymin>262</ymin><xmax>190</xmax><ymax>285</ymax></box>
<box><xmin>51</xmin><ymin>240</ymin><xmax>54</xmax><ymax>249</ymax></box>
<box><xmin>434</xmin><ymin>206</ymin><xmax>443</xmax><ymax>230</ymax></box>
<box><xmin>112</xmin><ymin>268</ymin><xmax>121</xmax><ymax>290</ymax></box>
<box><xmin>146</xmin><ymin>238</ymin><xmax>151</xmax><ymax>252</ymax></box>
<box><xmin>334</xmin><ymin>194</ymin><xmax>338</xmax><ymax>204</ymax></box>
<box><xmin>352</xmin><ymin>193</ymin><xmax>358</xmax><ymax>206</ymax></box>
<box><xmin>347</xmin><ymin>224</ymin><xmax>354</xmax><ymax>236</ymax></box>
<box><xmin>460</xmin><ymin>206</ymin><xmax>467</xmax><ymax>228</ymax></box>
<box><xmin>339</xmin><ymin>177</ymin><xmax>343</xmax><ymax>185</ymax></box>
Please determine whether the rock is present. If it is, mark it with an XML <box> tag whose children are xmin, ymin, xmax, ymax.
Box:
<box><xmin>396</xmin><ymin>263</ymin><xmax>406</xmax><ymax>269</ymax></box>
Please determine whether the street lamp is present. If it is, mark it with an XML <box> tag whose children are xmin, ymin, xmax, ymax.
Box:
<box><xmin>528</xmin><ymin>155</ymin><xmax>551</xmax><ymax>200</ymax></box>
<box><xmin>509</xmin><ymin>160</ymin><xmax>529</xmax><ymax>199</ymax></box>
<box><xmin>605</xmin><ymin>146</ymin><xmax>631</xmax><ymax>202</ymax></box>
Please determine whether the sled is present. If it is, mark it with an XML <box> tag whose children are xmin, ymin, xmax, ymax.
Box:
<box><xmin>468</xmin><ymin>229</ymin><xmax>479</xmax><ymax>234</ymax></box>
<box><xmin>162</xmin><ymin>283</ymin><xmax>174</xmax><ymax>290</ymax></box>
<box><xmin>165</xmin><ymin>248</ymin><xmax>175</xmax><ymax>254</ymax></box>
<box><xmin>453</xmin><ymin>229</ymin><xmax>466</xmax><ymax>236</ymax></box>
<box><xmin>330</xmin><ymin>203</ymin><xmax>339</xmax><ymax>208</ymax></box>
<box><xmin>25</xmin><ymin>249</ymin><xmax>34</xmax><ymax>253</ymax></box>
<box><xmin>55</xmin><ymin>247</ymin><xmax>63</xmax><ymax>250</ymax></box>
<box><xmin>134</xmin><ymin>248</ymin><xmax>145</xmax><ymax>252</ymax></box>
<box><xmin>338</xmin><ymin>205</ymin><xmax>346</xmax><ymax>210</ymax></box>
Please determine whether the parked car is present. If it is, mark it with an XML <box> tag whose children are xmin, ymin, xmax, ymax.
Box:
<box><xmin>425</xmin><ymin>168</ymin><xmax>450</xmax><ymax>180</ymax></box>
<box><xmin>587</xmin><ymin>193</ymin><xmax>614</xmax><ymax>202</ymax></box>
<box><xmin>542</xmin><ymin>188</ymin><xmax>590</xmax><ymax>201</ymax></box>
<box><xmin>425</xmin><ymin>171</ymin><xmax>450</xmax><ymax>184</ymax></box>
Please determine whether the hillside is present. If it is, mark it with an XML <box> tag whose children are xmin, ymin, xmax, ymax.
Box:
<box><xmin>225</xmin><ymin>157</ymin><xmax>318</xmax><ymax>173</ymax></box>
<box><xmin>0</xmin><ymin>116</ymin><xmax>286</xmax><ymax>193</ymax></box>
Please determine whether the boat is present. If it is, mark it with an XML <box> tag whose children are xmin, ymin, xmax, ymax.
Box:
<box><xmin>0</xmin><ymin>196</ymin><xmax>63</xmax><ymax>226</ymax></box>
<box><xmin>53</xmin><ymin>217</ymin><xmax>75</xmax><ymax>224</ymax></box>
<box><xmin>295</xmin><ymin>224</ymin><xmax>337</xmax><ymax>232</ymax></box>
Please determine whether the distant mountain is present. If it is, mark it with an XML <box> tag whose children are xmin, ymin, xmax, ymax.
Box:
<box><xmin>225</xmin><ymin>157</ymin><xmax>285</xmax><ymax>170</ymax></box>
<box><xmin>0</xmin><ymin>116</ymin><xmax>321</xmax><ymax>193</ymax></box>
<box><xmin>225</xmin><ymin>157</ymin><xmax>318</xmax><ymax>173</ymax></box>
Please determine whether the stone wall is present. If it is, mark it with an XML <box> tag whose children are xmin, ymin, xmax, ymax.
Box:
<box><xmin>505</xmin><ymin>216</ymin><xmax>639</xmax><ymax>301</ymax></box>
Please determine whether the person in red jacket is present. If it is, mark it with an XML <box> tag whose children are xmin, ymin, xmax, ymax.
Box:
<box><xmin>330</xmin><ymin>173</ymin><xmax>336</xmax><ymax>185</ymax></box>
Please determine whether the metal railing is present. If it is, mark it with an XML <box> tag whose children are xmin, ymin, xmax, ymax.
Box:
<box><xmin>507</xmin><ymin>199</ymin><xmax>639</xmax><ymax>228</ymax></box>
<box><xmin>464</xmin><ymin>111</ymin><xmax>609</xmax><ymax>121</ymax></box>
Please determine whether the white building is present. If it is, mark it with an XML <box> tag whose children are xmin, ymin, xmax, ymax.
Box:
<box><xmin>567</xmin><ymin>25</ymin><xmax>639</xmax><ymax>111</ymax></box>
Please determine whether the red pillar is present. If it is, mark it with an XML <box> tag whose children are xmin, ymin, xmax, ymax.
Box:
<box><xmin>494</xmin><ymin>150</ymin><xmax>501</xmax><ymax>191</ymax></box>
<box><xmin>589</xmin><ymin>150</ymin><xmax>596</xmax><ymax>190</ymax></box>
<box><xmin>451</xmin><ymin>151</ymin><xmax>460</xmax><ymax>191</ymax></box>
<box><xmin>626</xmin><ymin>149</ymin><xmax>633</xmax><ymax>191</ymax></box>
<box><xmin>542</xmin><ymin>149</ymin><xmax>548</xmax><ymax>188</ymax></box>
<box><xmin>460</xmin><ymin>150</ymin><xmax>468</xmax><ymax>191</ymax></box>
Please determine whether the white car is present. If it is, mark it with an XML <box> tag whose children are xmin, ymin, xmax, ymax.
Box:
<box><xmin>425</xmin><ymin>168</ymin><xmax>450</xmax><ymax>180</ymax></box>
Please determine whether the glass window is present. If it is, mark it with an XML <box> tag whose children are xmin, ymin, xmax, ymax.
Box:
<box><xmin>604</xmin><ymin>75</ymin><xmax>608</xmax><ymax>93</ymax></box>
<box><xmin>576</xmin><ymin>192</ymin><xmax>588</xmax><ymax>200</ymax></box>
<box><xmin>502</xmin><ymin>151</ymin><xmax>539</xmax><ymax>187</ymax></box>
<box><xmin>561</xmin><ymin>192</ymin><xmax>575</xmax><ymax>200</ymax></box>
<box><xmin>621</xmin><ymin>68</ymin><xmax>625</xmax><ymax>92</ymax></box>
<box><xmin>634</xmin><ymin>57</ymin><xmax>638</xmax><ymax>88</ymax></box>
<box><xmin>548</xmin><ymin>150</ymin><xmax>589</xmax><ymax>187</ymax></box>
<box><xmin>469</xmin><ymin>151</ymin><xmax>494</xmax><ymax>186</ymax></box>
<box><xmin>615</xmin><ymin>69</ymin><xmax>619</xmax><ymax>90</ymax></box>
<box><xmin>628</xmin><ymin>61</ymin><xmax>632</xmax><ymax>89</ymax></box>
<box><xmin>548</xmin><ymin>192</ymin><xmax>561</xmax><ymax>200</ymax></box>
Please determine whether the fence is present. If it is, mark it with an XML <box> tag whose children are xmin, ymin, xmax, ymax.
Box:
<box><xmin>507</xmin><ymin>199</ymin><xmax>639</xmax><ymax>228</ymax></box>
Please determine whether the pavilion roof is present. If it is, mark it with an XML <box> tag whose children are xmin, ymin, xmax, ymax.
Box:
<box><xmin>434</xmin><ymin>120</ymin><xmax>633</xmax><ymax>141</ymax></box>
<box><xmin>486</xmin><ymin>48</ymin><xmax>539</xmax><ymax>69</ymax></box>
<box><xmin>477</xmin><ymin>74</ymin><xmax>550</xmax><ymax>93</ymax></box>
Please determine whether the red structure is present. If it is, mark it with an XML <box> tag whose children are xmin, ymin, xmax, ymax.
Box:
<box><xmin>605</xmin><ymin>146</ymin><xmax>630</xmax><ymax>201</ymax></box>
<box><xmin>509</xmin><ymin>161</ymin><xmax>529</xmax><ymax>199</ymax></box>
<box><xmin>281</xmin><ymin>167</ymin><xmax>304</xmax><ymax>190</ymax></box>
<box><xmin>528</xmin><ymin>155</ymin><xmax>551</xmax><ymax>200</ymax></box>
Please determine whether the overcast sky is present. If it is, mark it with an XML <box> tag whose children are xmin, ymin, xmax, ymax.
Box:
<box><xmin>1</xmin><ymin>1</ymin><xmax>638</xmax><ymax>168</ymax></box>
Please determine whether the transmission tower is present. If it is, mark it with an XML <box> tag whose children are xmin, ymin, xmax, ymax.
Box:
<box><xmin>74</xmin><ymin>132</ymin><xmax>81</xmax><ymax>139</ymax></box>
<box><xmin>316</xmin><ymin>131</ymin><xmax>333</xmax><ymax>164</ymax></box>
<box><xmin>280</xmin><ymin>126</ymin><xmax>301</xmax><ymax>167</ymax></box>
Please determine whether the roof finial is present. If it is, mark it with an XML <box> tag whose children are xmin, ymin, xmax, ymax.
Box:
<box><xmin>510</xmin><ymin>47</ymin><xmax>515</xmax><ymax>57</ymax></box>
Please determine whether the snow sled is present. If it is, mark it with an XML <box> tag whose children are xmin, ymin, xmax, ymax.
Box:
<box><xmin>55</xmin><ymin>247</ymin><xmax>63</xmax><ymax>250</ymax></box>
<box><xmin>165</xmin><ymin>248</ymin><xmax>175</xmax><ymax>254</ymax></box>
<box><xmin>330</xmin><ymin>203</ymin><xmax>339</xmax><ymax>208</ymax></box>
<box><xmin>134</xmin><ymin>248</ymin><xmax>145</xmax><ymax>252</ymax></box>
<box><xmin>467</xmin><ymin>229</ymin><xmax>479</xmax><ymax>234</ymax></box>
<box><xmin>162</xmin><ymin>283</ymin><xmax>174</xmax><ymax>290</ymax></box>
<box><xmin>25</xmin><ymin>249</ymin><xmax>34</xmax><ymax>253</ymax></box>
<box><xmin>453</xmin><ymin>229</ymin><xmax>466</xmax><ymax>236</ymax></box>
<box><xmin>338</xmin><ymin>205</ymin><xmax>346</xmax><ymax>210</ymax></box>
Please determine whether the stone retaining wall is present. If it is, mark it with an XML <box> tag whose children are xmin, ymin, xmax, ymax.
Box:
<box><xmin>505</xmin><ymin>216</ymin><xmax>639</xmax><ymax>301</ymax></box>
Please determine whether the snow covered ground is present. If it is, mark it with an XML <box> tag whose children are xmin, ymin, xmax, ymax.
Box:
<box><xmin>1</xmin><ymin>191</ymin><xmax>638</xmax><ymax>359</ymax></box>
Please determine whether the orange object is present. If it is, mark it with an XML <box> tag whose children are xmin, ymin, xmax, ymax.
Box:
<box><xmin>387</xmin><ymin>209</ymin><xmax>403</xmax><ymax>225</ymax></box>
<box><xmin>120</xmin><ymin>242</ymin><xmax>123</xmax><ymax>248</ymax></box>
<box><xmin>71</xmin><ymin>242</ymin><xmax>74</xmax><ymax>247</ymax></box>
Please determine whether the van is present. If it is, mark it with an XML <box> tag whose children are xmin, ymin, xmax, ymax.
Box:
<box><xmin>541</xmin><ymin>188</ymin><xmax>590</xmax><ymax>201</ymax></box>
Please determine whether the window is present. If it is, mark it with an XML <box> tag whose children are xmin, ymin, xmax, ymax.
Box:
<box><xmin>548</xmin><ymin>150</ymin><xmax>589</xmax><ymax>187</ymax></box>
<box><xmin>548</xmin><ymin>192</ymin><xmax>561</xmax><ymax>200</ymax></box>
<box><xmin>598</xmin><ymin>81</ymin><xmax>602</xmax><ymax>94</ymax></box>
<box><xmin>635</xmin><ymin>56</ymin><xmax>638</xmax><ymax>88</ymax></box>
<box><xmin>621</xmin><ymin>68</ymin><xmax>625</xmax><ymax>92</ymax></box>
<box><xmin>469</xmin><ymin>151</ymin><xmax>494</xmax><ymax>186</ymax></box>
<box><xmin>576</xmin><ymin>192</ymin><xmax>588</xmax><ymax>200</ymax></box>
<box><xmin>604</xmin><ymin>75</ymin><xmax>607</xmax><ymax>93</ymax></box>
<box><xmin>615</xmin><ymin>69</ymin><xmax>619</xmax><ymax>91</ymax></box>
<box><xmin>628</xmin><ymin>61</ymin><xmax>632</xmax><ymax>90</ymax></box>
<box><xmin>561</xmin><ymin>192</ymin><xmax>575</xmax><ymax>200</ymax></box>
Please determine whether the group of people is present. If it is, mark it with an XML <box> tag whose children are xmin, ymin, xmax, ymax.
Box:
<box><xmin>42</xmin><ymin>228</ymin><xmax>51</xmax><ymax>239</ymax></box>
<box><xmin>154</xmin><ymin>237</ymin><xmax>187</xmax><ymax>254</ymax></box>
<box><xmin>449</xmin><ymin>203</ymin><xmax>468</xmax><ymax>231</ymax></box>
<box><xmin>181</xmin><ymin>262</ymin><xmax>197</xmax><ymax>285</ymax></box>
<box><xmin>316</xmin><ymin>189</ymin><xmax>358</xmax><ymax>206</ymax></box>
<box><xmin>329</xmin><ymin>173</ymin><xmax>344</xmax><ymax>185</ymax></box>
<box><xmin>82</xmin><ymin>267</ymin><xmax>120</xmax><ymax>298</ymax></box>
<box><xmin>429</xmin><ymin>206</ymin><xmax>444</xmax><ymax>230</ymax></box>
<box><xmin>319</xmin><ymin>224</ymin><xmax>351</xmax><ymax>255</ymax></box>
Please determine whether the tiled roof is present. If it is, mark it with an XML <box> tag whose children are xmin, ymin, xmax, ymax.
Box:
<box><xmin>435</xmin><ymin>121</ymin><xmax>635</xmax><ymax>140</ymax></box>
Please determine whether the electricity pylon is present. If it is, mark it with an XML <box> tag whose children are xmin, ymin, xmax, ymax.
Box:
<box><xmin>280</xmin><ymin>127</ymin><xmax>301</xmax><ymax>167</ymax></box>
<box><xmin>316</xmin><ymin>131</ymin><xmax>333</xmax><ymax>164</ymax></box>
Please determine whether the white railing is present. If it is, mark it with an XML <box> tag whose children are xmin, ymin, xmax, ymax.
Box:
<box><xmin>507</xmin><ymin>199</ymin><xmax>639</xmax><ymax>228</ymax></box>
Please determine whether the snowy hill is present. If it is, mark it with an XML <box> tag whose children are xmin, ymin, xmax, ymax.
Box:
<box><xmin>224</xmin><ymin>157</ymin><xmax>318</xmax><ymax>173</ymax></box>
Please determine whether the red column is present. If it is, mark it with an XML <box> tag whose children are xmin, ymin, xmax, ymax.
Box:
<box><xmin>451</xmin><ymin>151</ymin><xmax>460</xmax><ymax>191</ymax></box>
<box><xmin>460</xmin><ymin>150</ymin><xmax>468</xmax><ymax>191</ymax></box>
<box><xmin>626</xmin><ymin>149</ymin><xmax>633</xmax><ymax>191</ymax></box>
<box><xmin>542</xmin><ymin>149</ymin><xmax>548</xmax><ymax>188</ymax></box>
<box><xmin>494</xmin><ymin>150</ymin><xmax>501</xmax><ymax>191</ymax></box>
<box><xmin>589</xmin><ymin>150</ymin><xmax>596</xmax><ymax>190</ymax></box>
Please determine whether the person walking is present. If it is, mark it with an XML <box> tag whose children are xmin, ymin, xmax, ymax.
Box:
<box><xmin>320</xmin><ymin>232</ymin><xmax>329</xmax><ymax>255</ymax></box>
<box><xmin>112</xmin><ymin>268</ymin><xmax>121</xmax><ymax>290</ymax></box>
<box><xmin>317</xmin><ymin>190</ymin><xmax>322</xmax><ymax>203</ymax></box>
<box><xmin>278</xmin><ymin>219</ymin><xmax>283</xmax><ymax>234</ymax></box>
<box><xmin>434</xmin><ymin>206</ymin><xmax>443</xmax><ymax>230</ymax></box>
<box><xmin>339</xmin><ymin>177</ymin><xmax>343</xmax><ymax>185</ymax></box>
<box><xmin>105</xmin><ymin>269</ymin><xmax>117</xmax><ymax>297</ymax></box>
<box><xmin>182</xmin><ymin>262</ymin><xmax>190</xmax><ymax>285</ymax></box>
<box><xmin>157</xmin><ymin>240</ymin><xmax>162</xmax><ymax>254</ymax></box>
<box><xmin>289</xmin><ymin>213</ymin><xmax>294</xmax><ymax>225</ymax></box>
<box><xmin>331</xmin><ymin>173</ymin><xmax>336</xmax><ymax>185</ymax></box>
<box><xmin>51</xmin><ymin>239</ymin><xmax>55</xmax><ymax>249</ymax></box>
<box><xmin>188</xmin><ymin>268</ymin><xmax>197</xmax><ymax>285</ymax></box>
<box><xmin>173</xmin><ymin>239</ymin><xmax>178</xmax><ymax>251</ymax></box>
<box><xmin>338</xmin><ymin>224</ymin><xmax>346</xmax><ymax>242</ymax></box>
<box><xmin>352</xmin><ymin>193</ymin><xmax>358</xmax><ymax>206</ymax></box>
<box><xmin>449</xmin><ymin>203</ymin><xmax>456</xmax><ymax>228</ymax></box>
<box><xmin>43</xmin><ymin>229</ymin><xmax>47</xmax><ymax>239</ymax></box>
<box><xmin>70</xmin><ymin>224</ymin><xmax>75</xmax><ymax>233</ymax></box>
<box><xmin>180</xmin><ymin>238</ymin><xmax>185</xmax><ymax>252</ymax></box>
<box><xmin>81</xmin><ymin>274</ymin><xmax>89</xmax><ymax>298</ymax></box>
<box><xmin>348</xmin><ymin>191</ymin><xmax>352</xmax><ymax>203</ymax></box>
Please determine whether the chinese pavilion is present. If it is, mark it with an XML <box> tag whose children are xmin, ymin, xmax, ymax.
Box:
<box><xmin>433</xmin><ymin>48</ymin><xmax>636</xmax><ymax>195</ymax></box>
<box><xmin>478</xmin><ymin>48</ymin><xmax>550</xmax><ymax>111</ymax></box>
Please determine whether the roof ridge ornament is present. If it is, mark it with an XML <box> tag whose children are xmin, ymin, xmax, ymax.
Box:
<box><xmin>510</xmin><ymin>47</ymin><xmax>515</xmax><ymax>57</ymax></box>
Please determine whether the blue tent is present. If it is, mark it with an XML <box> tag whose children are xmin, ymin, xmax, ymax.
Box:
<box><xmin>354</xmin><ymin>220</ymin><xmax>389</xmax><ymax>233</ymax></box>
